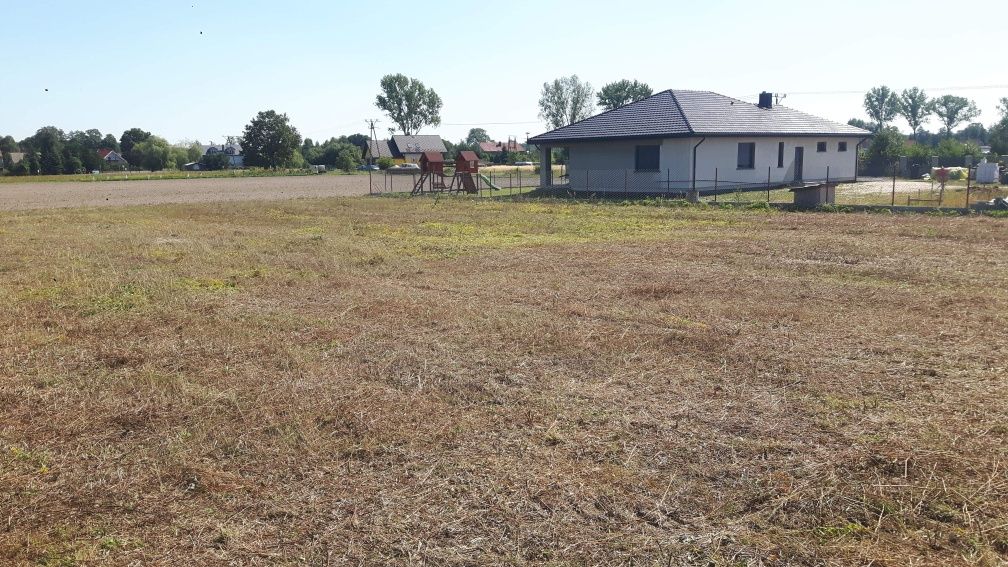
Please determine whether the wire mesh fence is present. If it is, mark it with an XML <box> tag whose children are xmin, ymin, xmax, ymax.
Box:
<box><xmin>369</xmin><ymin>163</ymin><xmax>1006</xmax><ymax>209</ymax></box>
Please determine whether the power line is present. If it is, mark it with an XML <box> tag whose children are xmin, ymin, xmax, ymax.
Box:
<box><xmin>740</xmin><ymin>84</ymin><xmax>1008</xmax><ymax>99</ymax></box>
<box><xmin>441</xmin><ymin>120</ymin><xmax>541</xmax><ymax>126</ymax></box>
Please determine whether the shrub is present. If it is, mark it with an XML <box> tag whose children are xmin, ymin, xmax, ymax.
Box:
<box><xmin>377</xmin><ymin>157</ymin><xmax>394</xmax><ymax>170</ymax></box>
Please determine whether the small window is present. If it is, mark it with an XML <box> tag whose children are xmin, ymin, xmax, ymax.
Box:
<box><xmin>816</xmin><ymin>141</ymin><xmax>827</xmax><ymax>153</ymax></box>
<box><xmin>838</xmin><ymin>141</ymin><xmax>847</xmax><ymax>152</ymax></box>
<box><xmin>635</xmin><ymin>145</ymin><xmax>660</xmax><ymax>171</ymax></box>
<box><xmin>737</xmin><ymin>143</ymin><xmax>755</xmax><ymax>169</ymax></box>
<box><xmin>777</xmin><ymin>142</ymin><xmax>784</xmax><ymax>168</ymax></box>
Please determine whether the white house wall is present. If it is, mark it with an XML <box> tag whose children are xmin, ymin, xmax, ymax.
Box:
<box><xmin>692</xmin><ymin>136</ymin><xmax>860</xmax><ymax>189</ymax></box>
<box><xmin>564</xmin><ymin>136</ymin><xmax>862</xmax><ymax>192</ymax></box>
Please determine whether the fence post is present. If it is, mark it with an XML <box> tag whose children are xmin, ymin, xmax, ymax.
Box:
<box><xmin>767</xmin><ymin>166</ymin><xmax>771</xmax><ymax>203</ymax></box>
<box><xmin>891</xmin><ymin>162</ymin><xmax>897</xmax><ymax>206</ymax></box>
<box><xmin>666</xmin><ymin>168</ymin><xmax>670</xmax><ymax>199</ymax></box>
<box><xmin>966</xmin><ymin>166</ymin><xmax>971</xmax><ymax>209</ymax></box>
<box><xmin>714</xmin><ymin>167</ymin><xmax>718</xmax><ymax>203</ymax></box>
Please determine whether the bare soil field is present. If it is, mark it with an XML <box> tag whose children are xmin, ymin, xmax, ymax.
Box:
<box><xmin>1</xmin><ymin>197</ymin><xmax>1006</xmax><ymax>565</ymax></box>
<box><xmin>0</xmin><ymin>174</ymin><xmax>375</xmax><ymax>211</ymax></box>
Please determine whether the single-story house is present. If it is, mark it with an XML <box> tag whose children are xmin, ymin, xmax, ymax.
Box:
<box><xmin>478</xmin><ymin>140</ymin><xmax>526</xmax><ymax>154</ymax></box>
<box><xmin>366</xmin><ymin>135</ymin><xmax>447</xmax><ymax>164</ymax></box>
<box><xmin>98</xmin><ymin>148</ymin><xmax>129</xmax><ymax>168</ymax></box>
<box><xmin>202</xmin><ymin>144</ymin><xmax>244</xmax><ymax>168</ymax></box>
<box><xmin>529</xmin><ymin>90</ymin><xmax>872</xmax><ymax>196</ymax></box>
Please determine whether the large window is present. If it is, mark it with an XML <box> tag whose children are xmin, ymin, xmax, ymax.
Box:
<box><xmin>635</xmin><ymin>145</ymin><xmax>660</xmax><ymax>171</ymax></box>
<box><xmin>816</xmin><ymin>141</ymin><xmax>827</xmax><ymax>152</ymax></box>
<box><xmin>777</xmin><ymin>142</ymin><xmax>784</xmax><ymax>168</ymax></box>
<box><xmin>737</xmin><ymin>143</ymin><xmax>755</xmax><ymax>169</ymax></box>
<box><xmin>838</xmin><ymin>141</ymin><xmax>848</xmax><ymax>152</ymax></box>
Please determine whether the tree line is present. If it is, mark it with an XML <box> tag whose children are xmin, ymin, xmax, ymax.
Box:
<box><xmin>1</xmin><ymin>114</ymin><xmax>371</xmax><ymax>175</ymax></box>
<box><xmin>854</xmin><ymin>86</ymin><xmax>1008</xmax><ymax>174</ymax></box>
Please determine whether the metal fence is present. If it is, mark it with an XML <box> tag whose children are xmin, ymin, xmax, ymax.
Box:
<box><xmin>368</xmin><ymin>163</ymin><xmax>1006</xmax><ymax>210</ymax></box>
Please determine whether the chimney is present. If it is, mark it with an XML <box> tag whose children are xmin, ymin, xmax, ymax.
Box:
<box><xmin>758</xmin><ymin>92</ymin><xmax>773</xmax><ymax>109</ymax></box>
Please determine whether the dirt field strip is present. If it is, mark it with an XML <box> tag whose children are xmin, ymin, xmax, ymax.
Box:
<box><xmin>0</xmin><ymin>174</ymin><xmax>374</xmax><ymax>210</ymax></box>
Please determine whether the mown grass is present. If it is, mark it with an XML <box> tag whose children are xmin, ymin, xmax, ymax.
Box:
<box><xmin>1</xmin><ymin>196</ymin><xmax>1006</xmax><ymax>565</ymax></box>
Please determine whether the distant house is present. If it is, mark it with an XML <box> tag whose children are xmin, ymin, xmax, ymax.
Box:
<box><xmin>1</xmin><ymin>152</ymin><xmax>25</xmax><ymax>173</ymax></box>
<box><xmin>529</xmin><ymin>90</ymin><xmax>871</xmax><ymax>195</ymax></box>
<box><xmin>98</xmin><ymin>149</ymin><xmax>129</xmax><ymax>169</ymax></box>
<box><xmin>202</xmin><ymin>144</ymin><xmax>244</xmax><ymax>168</ymax></box>
<box><xmin>478</xmin><ymin>140</ymin><xmax>526</xmax><ymax>154</ymax></box>
<box><xmin>365</xmin><ymin>135</ymin><xmax>447</xmax><ymax>164</ymax></box>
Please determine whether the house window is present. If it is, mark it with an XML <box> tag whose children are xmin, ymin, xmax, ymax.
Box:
<box><xmin>635</xmin><ymin>145</ymin><xmax>660</xmax><ymax>171</ymax></box>
<box><xmin>777</xmin><ymin>142</ymin><xmax>784</xmax><ymax>168</ymax></box>
<box><xmin>816</xmin><ymin>141</ymin><xmax>827</xmax><ymax>153</ymax></box>
<box><xmin>737</xmin><ymin>143</ymin><xmax>755</xmax><ymax>169</ymax></box>
<box><xmin>838</xmin><ymin>141</ymin><xmax>847</xmax><ymax>152</ymax></box>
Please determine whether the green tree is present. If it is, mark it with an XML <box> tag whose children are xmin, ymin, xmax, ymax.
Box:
<box><xmin>30</xmin><ymin>126</ymin><xmax>65</xmax><ymax>175</ymax></box>
<box><xmin>539</xmin><ymin>75</ymin><xmax>594</xmax><ymax>130</ymax></box>
<box><xmin>997</xmin><ymin>97</ymin><xmax>1008</xmax><ymax>118</ymax></box>
<box><xmin>1</xmin><ymin>150</ymin><xmax>13</xmax><ymax>173</ymax></box>
<box><xmin>931</xmin><ymin>95</ymin><xmax>979</xmax><ymax>135</ymax></box>
<box><xmin>863</xmin><ymin>86</ymin><xmax>899</xmax><ymax>130</ymax></box>
<box><xmin>465</xmin><ymin>128</ymin><xmax>491</xmax><ymax>146</ymax></box>
<box><xmin>120</xmin><ymin>128</ymin><xmax>151</xmax><ymax>164</ymax></box>
<box><xmin>0</xmin><ymin>135</ymin><xmax>19</xmax><ymax>153</ymax></box>
<box><xmin>186</xmin><ymin>141</ymin><xmax>203</xmax><ymax>164</ymax></box>
<box><xmin>375</xmin><ymin>74</ymin><xmax>443</xmax><ymax>135</ymax></box>
<box><xmin>241</xmin><ymin>110</ymin><xmax>302</xmax><ymax>169</ymax></box>
<box><xmin>132</xmin><ymin>136</ymin><xmax>172</xmax><ymax>171</ymax></box>
<box><xmin>333</xmin><ymin>143</ymin><xmax>362</xmax><ymax>171</ymax></box>
<box><xmin>847</xmin><ymin>117</ymin><xmax>875</xmax><ymax>132</ymax></box>
<box><xmin>101</xmin><ymin>134</ymin><xmax>120</xmax><ymax>152</ymax></box>
<box><xmin>896</xmin><ymin>87</ymin><xmax>932</xmax><ymax>139</ymax></box>
<box><xmin>989</xmin><ymin>116</ymin><xmax>1008</xmax><ymax>154</ymax></box>
<box><xmin>596</xmin><ymin>79</ymin><xmax>653</xmax><ymax>111</ymax></box>
<box><xmin>200</xmin><ymin>152</ymin><xmax>230</xmax><ymax>170</ymax></box>
<box><xmin>345</xmin><ymin>133</ymin><xmax>369</xmax><ymax>153</ymax></box>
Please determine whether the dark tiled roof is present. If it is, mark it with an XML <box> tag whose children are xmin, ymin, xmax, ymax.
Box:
<box><xmin>391</xmin><ymin>135</ymin><xmax>446</xmax><ymax>154</ymax></box>
<box><xmin>366</xmin><ymin>139</ymin><xmax>396</xmax><ymax>159</ymax></box>
<box><xmin>529</xmin><ymin>90</ymin><xmax>870</xmax><ymax>144</ymax></box>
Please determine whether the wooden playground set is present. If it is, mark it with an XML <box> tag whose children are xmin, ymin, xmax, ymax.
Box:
<box><xmin>411</xmin><ymin>151</ymin><xmax>501</xmax><ymax>196</ymax></box>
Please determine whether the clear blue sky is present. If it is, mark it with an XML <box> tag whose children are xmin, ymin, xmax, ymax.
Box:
<box><xmin>4</xmin><ymin>0</ymin><xmax>1003</xmax><ymax>146</ymax></box>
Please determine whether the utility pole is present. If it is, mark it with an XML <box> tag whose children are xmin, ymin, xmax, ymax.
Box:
<box><xmin>366</xmin><ymin>119</ymin><xmax>380</xmax><ymax>194</ymax></box>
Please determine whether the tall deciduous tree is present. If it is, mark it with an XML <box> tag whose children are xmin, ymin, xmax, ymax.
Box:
<box><xmin>931</xmin><ymin>95</ymin><xmax>979</xmax><ymax>135</ymax></box>
<box><xmin>897</xmin><ymin>88</ymin><xmax>932</xmax><ymax>139</ymax></box>
<box><xmin>465</xmin><ymin>128</ymin><xmax>491</xmax><ymax>146</ymax></box>
<box><xmin>863</xmin><ymin>86</ymin><xmax>899</xmax><ymax>130</ymax></box>
<box><xmin>101</xmin><ymin>134</ymin><xmax>120</xmax><ymax>152</ymax></box>
<box><xmin>375</xmin><ymin>74</ymin><xmax>442</xmax><ymax>135</ymax></box>
<box><xmin>0</xmin><ymin>135</ymin><xmax>17</xmax><ymax>153</ymax></box>
<box><xmin>539</xmin><ymin>75</ymin><xmax>594</xmax><ymax>130</ymax></box>
<box><xmin>241</xmin><ymin>110</ymin><xmax>302</xmax><ymax>169</ymax></box>
<box><xmin>120</xmin><ymin>128</ymin><xmax>151</xmax><ymax>164</ymax></box>
<box><xmin>997</xmin><ymin>97</ymin><xmax>1008</xmax><ymax>119</ymax></box>
<box><xmin>596</xmin><ymin>80</ymin><xmax>653</xmax><ymax>111</ymax></box>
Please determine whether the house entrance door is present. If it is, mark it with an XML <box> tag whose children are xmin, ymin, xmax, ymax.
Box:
<box><xmin>794</xmin><ymin>147</ymin><xmax>804</xmax><ymax>183</ymax></box>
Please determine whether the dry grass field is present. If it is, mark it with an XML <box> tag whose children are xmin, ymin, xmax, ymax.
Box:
<box><xmin>0</xmin><ymin>174</ymin><xmax>374</xmax><ymax>211</ymax></box>
<box><xmin>1</xmin><ymin>196</ymin><xmax>1006</xmax><ymax>565</ymax></box>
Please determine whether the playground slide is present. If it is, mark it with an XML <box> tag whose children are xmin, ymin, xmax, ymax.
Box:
<box><xmin>478</xmin><ymin>174</ymin><xmax>500</xmax><ymax>190</ymax></box>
